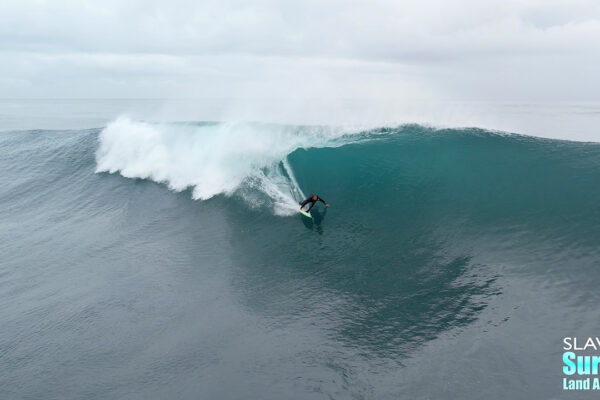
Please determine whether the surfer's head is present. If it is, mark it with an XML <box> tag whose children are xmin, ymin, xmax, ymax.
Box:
<box><xmin>312</xmin><ymin>194</ymin><xmax>317</xmax><ymax>201</ymax></box>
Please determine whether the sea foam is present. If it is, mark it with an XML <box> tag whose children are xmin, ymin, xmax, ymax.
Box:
<box><xmin>95</xmin><ymin>117</ymin><xmax>347</xmax><ymax>215</ymax></box>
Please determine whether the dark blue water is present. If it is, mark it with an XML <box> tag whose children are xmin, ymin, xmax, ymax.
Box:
<box><xmin>2</xmin><ymin>119</ymin><xmax>600</xmax><ymax>399</ymax></box>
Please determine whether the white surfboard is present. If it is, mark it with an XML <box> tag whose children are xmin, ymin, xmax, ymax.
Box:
<box><xmin>299</xmin><ymin>209</ymin><xmax>312</xmax><ymax>218</ymax></box>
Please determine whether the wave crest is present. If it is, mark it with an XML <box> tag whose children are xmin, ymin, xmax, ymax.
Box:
<box><xmin>95</xmin><ymin>117</ymin><xmax>348</xmax><ymax>215</ymax></box>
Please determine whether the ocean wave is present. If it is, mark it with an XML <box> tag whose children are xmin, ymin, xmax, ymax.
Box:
<box><xmin>94</xmin><ymin>117</ymin><xmax>600</xmax><ymax>233</ymax></box>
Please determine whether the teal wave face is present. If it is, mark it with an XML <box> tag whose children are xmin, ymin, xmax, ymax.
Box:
<box><xmin>288</xmin><ymin>126</ymin><xmax>600</xmax><ymax>247</ymax></box>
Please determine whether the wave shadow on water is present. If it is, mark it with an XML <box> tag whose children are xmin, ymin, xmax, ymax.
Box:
<box><xmin>222</xmin><ymin>203</ymin><xmax>501</xmax><ymax>362</ymax></box>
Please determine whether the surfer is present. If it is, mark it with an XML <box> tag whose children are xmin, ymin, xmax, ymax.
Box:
<box><xmin>299</xmin><ymin>194</ymin><xmax>329</xmax><ymax>212</ymax></box>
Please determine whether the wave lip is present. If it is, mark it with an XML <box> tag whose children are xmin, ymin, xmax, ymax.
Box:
<box><xmin>95</xmin><ymin>117</ymin><xmax>349</xmax><ymax>215</ymax></box>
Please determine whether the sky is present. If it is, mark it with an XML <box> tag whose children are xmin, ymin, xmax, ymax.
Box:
<box><xmin>1</xmin><ymin>0</ymin><xmax>599</xmax><ymax>103</ymax></box>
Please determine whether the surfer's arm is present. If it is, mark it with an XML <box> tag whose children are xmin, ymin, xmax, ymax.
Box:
<box><xmin>317</xmin><ymin>196</ymin><xmax>329</xmax><ymax>207</ymax></box>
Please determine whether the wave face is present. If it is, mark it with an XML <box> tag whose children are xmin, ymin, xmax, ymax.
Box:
<box><xmin>5</xmin><ymin>120</ymin><xmax>600</xmax><ymax>399</ymax></box>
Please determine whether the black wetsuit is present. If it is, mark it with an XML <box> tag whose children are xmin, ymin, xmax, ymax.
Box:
<box><xmin>299</xmin><ymin>194</ymin><xmax>327</xmax><ymax>212</ymax></box>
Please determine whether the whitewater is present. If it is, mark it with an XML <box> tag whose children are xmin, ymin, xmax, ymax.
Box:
<box><xmin>96</xmin><ymin>117</ymin><xmax>364</xmax><ymax>215</ymax></box>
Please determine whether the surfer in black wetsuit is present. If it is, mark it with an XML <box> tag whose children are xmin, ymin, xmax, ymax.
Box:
<box><xmin>299</xmin><ymin>194</ymin><xmax>329</xmax><ymax>212</ymax></box>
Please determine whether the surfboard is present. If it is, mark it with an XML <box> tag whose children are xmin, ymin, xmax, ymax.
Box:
<box><xmin>299</xmin><ymin>209</ymin><xmax>312</xmax><ymax>218</ymax></box>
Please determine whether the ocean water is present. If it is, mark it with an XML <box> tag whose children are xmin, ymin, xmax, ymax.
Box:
<box><xmin>2</xmin><ymin>100</ymin><xmax>600</xmax><ymax>399</ymax></box>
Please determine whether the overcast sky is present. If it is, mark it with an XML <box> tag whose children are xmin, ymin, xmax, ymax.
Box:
<box><xmin>1</xmin><ymin>0</ymin><xmax>599</xmax><ymax>102</ymax></box>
